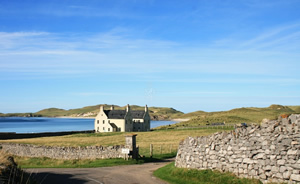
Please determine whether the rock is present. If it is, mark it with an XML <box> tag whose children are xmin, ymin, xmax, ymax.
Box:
<box><xmin>291</xmin><ymin>174</ymin><xmax>300</xmax><ymax>182</ymax></box>
<box><xmin>287</xmin><ymin>149</ymin><xmax>298</xmax><ymax>155</ymax></box>
<box><xmin>283</xmin><ymin>170</ymin><xmax>291</xmax><ymax>179</ymax></box>
<box><xmin>265</xmin><ymin>165</ymin><xmax>272</xmax><ymax>171</ymax></box>
<box><xmin>277</xmin><ymin>160</ymin><xmax>285</xmax><ymax>165</ymax></box>
<box><xmin>243</xmin><ymin>158</ymin><xmax>254</xmax><ymax>164</ymax></box>
<box><xmin>259</xmin><ymin>174</ymin><xmax>267</xmax><ymax>180</ymax></box>
<box><xmin>279</xmin><ymin>166</ymin><xmax>287</xmax><ymax>172</ymax></box>
<box><xmin>275</xmin><ymin>173</ymin><xmax>283</xmax><ymax>179</ymax></box>
<box><xmin>271</xmin><ymin>166</ymin><xmax>279</xmax><ymax>173</ymax></box>
<box><xmin>256</xmin><ymin>153</ymin><xmax>265</xmax><ymax>159</ymax></box>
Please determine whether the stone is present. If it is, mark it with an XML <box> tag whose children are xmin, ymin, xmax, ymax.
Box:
<box><xmin>238</xmin><ymin>168</ymin><xmax>244</xmax><ymax>174</ymax></box>
<box><xmin>291</xmin><ymin>174</ymin><xmax>300</xmax><ymax>182</ymax></box>
<box><xmin>282</xmin><ymin>138</ymin><xmax>292</xmax><ymax>145</ymax></box>
<box><xmin>227</xmin><ymin>151</ymin><xmax>234</xmax><ymax>156</ymax></box>
<box><xmin>256</xmin><ymin>153</ymin><xmax>265</xmax><ymax>159</ymax></box>
<box><xmin>270</xmin><ymin>155</ymin><xmax>276</xmax><ymax>160</ymax></box>
<box><xmin>279</xmin><ymin>166</ymin><xmax>287</xmax><ymax>173</ymax></box>
<box><xmin>277</xmin><ymin>160</ymin><xmax>285</xmax><ymax>165</ymax></box>
<box><xmin>243</xmin><ymin>158</ymin><xmax>254</xmax><ymax>164</ymax></box>
<box><xmin>275</xmin><ymin>173</ymin><xmax>283</xmax><ymax>179</ymax></box>
<box><xmin>259</xmin><ymin>174</ymin><xmax>267</xmax><ymax>180</ymax></box>
<box><xmin>271</xmin><ymin>166</ymin><xmax>279</xmax><ymax>173</ymax></box>
<box><xmin>235</xmin><ymin>158</ymin><xmax>243</xmax><ymax>163</ymax></box>
<box><xmin>287</xmin><ymin>149</ymin><xmax>298</xmax><ymax>155</ymax></box>
<box><xmin>262</xmin><ymin>140</ymin><xmax>268</xmax><ymax>146</ymax></box>
<box><xmin>283</xmin><ymin>170</ymin><xmax>291</xmax><ymax>179</ymax></box>
<box><xmin>265</xmin><ymin>165</ymin><xmax>272</xmax><ymax>171</ymax></box>
<box><xmin>270</xmin><ymin>145</ymin><xmax>276</xmax><ymax>150</ymax></box>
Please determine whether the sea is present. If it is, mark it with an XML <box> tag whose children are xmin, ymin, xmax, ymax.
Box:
<box><xmin>0</xmin><ymin>117</ymin><xmax>176</xmax><ymax>133</ymax></box>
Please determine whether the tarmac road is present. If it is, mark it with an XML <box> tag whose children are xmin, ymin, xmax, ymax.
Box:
<box><xmin>26</xmin><ymin>159</ymin><xmax>173</xmax><ymax>184</ymax></box>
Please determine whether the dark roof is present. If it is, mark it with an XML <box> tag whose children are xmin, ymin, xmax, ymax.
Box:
<box><xmin>131</xmin><ymin>110</ymin><xmax>145</xmax><ymax>119</ymax></box>
<box><xmin>104</xmin><ymin>110</ymin><xmax>127</xmax><ymax>119</ymax></box>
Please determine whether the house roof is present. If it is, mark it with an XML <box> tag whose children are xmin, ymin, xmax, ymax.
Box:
<box><xmin>103</xmin><ymin>109</ymin><xmax>147</xmax><ymax>119</ymax></box>
<box><xmin>131</xmin><ymin>110</ymin><xmax>146</xmax><ymax>119</ymax></box>
<box><xmin>104</xmin><ymin>110</ymin><xmax>127</xmax><ymax>119</ymax></box>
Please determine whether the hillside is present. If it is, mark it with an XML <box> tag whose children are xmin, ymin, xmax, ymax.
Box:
<box><xmin>159</xmin><ymin>104</ymin><xmax>300</xmax><ymax>129</ymax></box>
<box><xmin>1</xmin><ymin>104</ymin><xmax>299</xmax><ymax>123</ymax></box>
<box><xmin>0</xmin><ymin>104</ymin><xmax>184</xmax><ymax>120</ymax></box>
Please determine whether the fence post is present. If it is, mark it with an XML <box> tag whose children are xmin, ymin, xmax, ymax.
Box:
<box><xmin>150</xmin><ymin>144</ymin><xmax>153</xmax><ymax>158</ymax></box>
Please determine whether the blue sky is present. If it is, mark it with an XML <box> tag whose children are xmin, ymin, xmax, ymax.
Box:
<box><xmin>0</xmin><ymin>0</ymin><xmax>300</xmax><ymax>113</ymax></box>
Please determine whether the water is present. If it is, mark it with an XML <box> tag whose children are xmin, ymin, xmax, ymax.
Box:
<box><xmin>0</xmin><ymin>117</ymin><xmax>176</xmax><ymax>133</ymax></box>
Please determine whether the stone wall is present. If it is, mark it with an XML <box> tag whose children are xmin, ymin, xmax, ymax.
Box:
<box><xmin>0</xmin><ymin>143</ymin><xmax>124</xmax><ymax>160</ymax></box>
<box><xmin>175</xmin><ymin>114</ymin><xmax>300</xmax><ymax>183</ymax></box>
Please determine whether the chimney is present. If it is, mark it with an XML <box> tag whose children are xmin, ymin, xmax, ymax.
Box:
<box><xmin>100</xmin><ymin>105</ymin><xmax>104</xmax><ymax>112</ymax></box>
<box><xmin>111</xmin><ymin>105</ymin><xmax>114</xmax><ymax>110</ymax></box>
<box><xmin>145</xmin><ymin>104</ymin><xmax>148</xmax><ymax>112</ymax></box>
<box><xmin>126</xmin><ymin>104</ymin><xmax>130</xmax><ymax>112</ymax></box>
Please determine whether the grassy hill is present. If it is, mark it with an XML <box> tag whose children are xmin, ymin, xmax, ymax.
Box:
<box><xmin>1</xmin><ymin>104</ymin><xmax>299</xmax><ymax>123</ymax></box>
<box><xmin>160</xmin><ymin>104</ymin><xmax>300</xmax><ymax>129</ymax></box>
<box><xmin>0</xmin><ymin>104</ymin><xmax>184</xmax><ymax>120</ymax></box>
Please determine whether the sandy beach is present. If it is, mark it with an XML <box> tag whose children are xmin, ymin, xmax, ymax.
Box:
<box><xmin>171</xmin><ymin>118</ymin><xmax>190</xmax><ymax>122</ymax></box>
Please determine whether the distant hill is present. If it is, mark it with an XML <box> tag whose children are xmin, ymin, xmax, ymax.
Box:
<box><xmin>160</xmin><ymin>104</ymin><xmax>300</xmax><ymax>129</ymax></box>
<box><xmin>0</xmin><ymin>104</ymin><xmax>184</xmax><ymax>120</ymax></box>
<box><xmin>1</xmin><ymin>104</ymin><xmax>299</xmax><ymax>123</ymax></box>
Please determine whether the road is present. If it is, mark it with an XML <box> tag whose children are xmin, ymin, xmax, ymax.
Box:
<box><xmin>26</xmin><ymin>159</ymin><xmax>173</xmax><ymax>184</ymax></box>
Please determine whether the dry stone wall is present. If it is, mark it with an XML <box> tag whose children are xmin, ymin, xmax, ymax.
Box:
<box><xmin>175</xmin><ymin>114</ymin><xmax>300</xmax><ymax>183</ymax></box>
<box><xmin>0</xmin><ymin>143</ymin><xmax>124</xmax><ymax>159</ymax></box>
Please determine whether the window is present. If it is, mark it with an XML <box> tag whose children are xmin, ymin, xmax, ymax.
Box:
<box><xmin>97</xmin><ymin>120</ymin><xmax>99</xmax><ymax>124</ymax></box>
<box><xmin>118</xmin><ymin>127</ymin><xmax>121</xmax><ymax>132</ymax></box>
<box><xmin>108</xmin><ymin>120</ymin><xmax>110</xmax><ymax>123</ymax></box>
<box><xmin>97</xmin><ymin>127</ymin><xmax>99</xmax><ymax>132</ymax></box>
<box><xmin>103</xmin><ymin>120</ymin><xmax>105</xmax><ymax>124</ymax></box>
<box><xmin>108</xmin><ymin>128</ymin><xmax>110</xmax><ymax>131</ymax></box>
<box><xmin>125</xmin><ymin>120</ymin><xmax>127</xmax><ymax>124</ymax></box>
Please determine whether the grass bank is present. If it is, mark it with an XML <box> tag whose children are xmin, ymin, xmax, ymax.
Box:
<box><xmin>0</xmin><ymin>128</ymin><xmax>232</xmax><ymax>157</ymax></box>
<box><xmin>154</xmin><ymin>162</ymin><xmax>262</xmax><ymax>184</ymax></box>
<box><xmin>0</xmin><ymin>128</ymin><xmax>230</xmax><ymax>168</ymax></box>
<box><xmin>15</xmin><ymin>152</ymin><xmax>177</xmax><ymax>168</ymax></box>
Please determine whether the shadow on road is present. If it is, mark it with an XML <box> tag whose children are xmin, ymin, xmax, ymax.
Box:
<box><xmin>141</xmin><ymin>157</ymin><xmax>175</xmax><ymax>163</ymax></box>
<box><xmin>32</xmin><ymin>172</ymin><xmax>89</xmax><ymax>184</ymax></box>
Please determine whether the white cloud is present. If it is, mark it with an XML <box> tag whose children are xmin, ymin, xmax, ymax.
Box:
<box><xmin>0</xmin><ymin>25</ymin><xmax>299</xmax><ymax>81</ymax></box>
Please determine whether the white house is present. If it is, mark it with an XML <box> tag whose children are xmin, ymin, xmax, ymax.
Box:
<box><xmin>94</xmin><ymin>104</ymin><xmax>151</xmax><ymax>132</ymax></box>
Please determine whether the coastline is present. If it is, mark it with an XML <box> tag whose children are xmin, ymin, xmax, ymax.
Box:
<box><xmin>171</xmin><ymin>118</ymin><xmax>190</xmax><ymax>123</ymax></box>
<box><xmin>56</xmin><ymin>116</ymin><xmax>95</xmax><ymax>119</ymax></box>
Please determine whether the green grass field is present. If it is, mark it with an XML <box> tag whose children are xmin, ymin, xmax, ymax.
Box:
<box><xmin>156</xmin><ymin>105</ymin><xmax>300</xmax><ymax>129</ymax></box>
<box><xmin>154</xmin><ymin>162</ymin><xmax>262</xmax><ymax>184</ymax></box>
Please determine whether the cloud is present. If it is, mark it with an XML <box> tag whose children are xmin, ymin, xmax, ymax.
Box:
<box><xmin>0</xmin><ymin>24</ymin><xmax>299</xmax><ymax>82</ymax></box>
<box><xmin>239</xmin><ymin>23</ymin><xmax>300</xmax><ymax>50</ymax></box>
